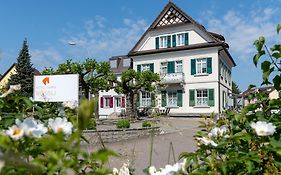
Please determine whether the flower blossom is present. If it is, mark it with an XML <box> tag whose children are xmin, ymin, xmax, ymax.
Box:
<box><xmin>250</xmin><ymin>121</ymin><xmax>276</xmax><ymax>136</ymax></box>
<box><xmin>208</xmin><ymin>126</ymin><xmax>228</xmax><ymax>137</ymax></box>
<box><xmin>149</xmin><ymin>159</ymin><xmax>187</xmax><ymax>175</ymax></box>
<box><xmin>16</xmin><ymin>118</ymin><xmax>47</xmax><ymax>138</ymax></box>
<box><xmin>62</xmin><ymin>101</ymin><xmax>78</xmax><ymax>110</ymax></box>
<box><xmin>48</xmin><ymin>117</ymin><xmax>73</xmax><ymax>135</ymax></box>
<box><xmin>196</xmin><ymin>137</ymin><xmax>218</xmax><ymax>147</ymax></box>
<box><xmin>6</xmin><ymin>125</ymin><xmax>24</xmax><ymax>140</ymax></box>
<box><xmin>0</xmin><ymin>84</ymin><xmax>21</xmax><ymax>98</ymax></box>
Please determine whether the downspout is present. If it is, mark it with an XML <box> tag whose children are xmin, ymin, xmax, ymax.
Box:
<box><xmin>218</xmin><ymin>48</ymin><xmax>223</xmax><ymax>115</ymax></box>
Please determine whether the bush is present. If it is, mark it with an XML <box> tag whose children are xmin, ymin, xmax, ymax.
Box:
<box><xmin>116</xmin><ymin>119</ymin><xmax>130</xmax><ymax>129</ymax></box>
<box><xmin>142</xmin><ymin>121</ymin><xmax>152</xmax><ymax>128</ymax></box>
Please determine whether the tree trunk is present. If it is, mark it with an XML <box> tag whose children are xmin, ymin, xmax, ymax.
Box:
<box><xmin>126</xmin><ymin>92</ymin><xmax>137</xmax><ymax>119</ymax></box>
<box><xmin>93</xmin><ymin>92</ymin><xmax>99</xmax><ymax>119</ymax></box>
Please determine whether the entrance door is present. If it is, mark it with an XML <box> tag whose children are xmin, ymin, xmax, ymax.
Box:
<box><xmin>114</xmin><ymin>97</ymin><xmax>121</xmax><ymax>113</ymax></box>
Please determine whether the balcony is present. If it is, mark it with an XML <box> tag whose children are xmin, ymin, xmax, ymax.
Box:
<box><xmin>161</xmin><ymin>72</ymin><xmax>185</xmax><ymax>84</ymax></box>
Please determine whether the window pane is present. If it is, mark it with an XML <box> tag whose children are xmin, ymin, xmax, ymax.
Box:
<box><xmin>123</xmin><ymin>59</ymin><xmax>131</xmax><ymax>67</ymax></box>
<box><xmin>110</xmin><ymin>60</ymin><xmax>117</xmax><ymax>68</ymax></box>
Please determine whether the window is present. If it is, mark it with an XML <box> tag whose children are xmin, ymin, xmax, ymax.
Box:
<box><xmin>160</xmin><ymin>36</ymin><xmax>167</xmax><ymax>48</ymax></box>
<box><xmin>104</xmin><ymin>97</ymin><xmax>110</xmax><ymax>108</ymax></box>
<box><xmin>196</xmin><ymin>89</ymin><xmax>208</xmax><ymax>106</ymax></box>
<box><xmin>160</xmin><ymin>62</ymin><xmax>168</xmax><ymax>75</ymax></box>
<box><xmin>175</xmin><ymin>60</ymin><xmax>182</xmax><ymax>73</ymax></box>
<box><xmin>142</xmin><ymin>64</ymin><xmax>151</xmax><ymax>71</ymax></box>
<box><xmin>167</xmin><ymin>91</ymin><xmax>177</xmax><ymax>107</ymax></box>
<box><xmin>177</xmin><ymin>33</ymin><xmax>185</xmax><ymax>46</ymax></box>
<box><xmin>123</xmin><ymin>59</ymin><xmax>131</xmax><ymax>67</ymax></box>
<box><xmin>110</xmin><ymin>60</ymin><xmax>117</xmax><ymax>68</ymax></box>
<box><xmin>196</xmin><ymin>58</ymin><xmax>207</xmax><ymax>74</ymax></box>
<box><xmin>141</xmin><ymin>92</ymin><xmax>151</xmax><ymax>107</ymax></box>
<box><xmin>115</xmin><ymin>97</ymin><xmax>121</xmax><ymax>107</ymax></box>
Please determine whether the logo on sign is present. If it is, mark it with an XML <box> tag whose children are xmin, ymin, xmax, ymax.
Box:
<box><xmin>42</xmin><ymin>77</ymin><xmax>50</xmax><ymax>85</ymax></box>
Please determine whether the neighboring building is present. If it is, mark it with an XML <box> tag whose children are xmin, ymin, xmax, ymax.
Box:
<box><xmin>128</xmin><ymin>2</ymin><xmax>236</xmax><ymax>116</ymax></box>
<box><xmin>99</xmin><ymin>2</ymin><xmax>236</xmax><ymax>118</ymax></box>
<box><xmin>0</xmin><ymin>63</ymin><xmax>41</xmax><ymax>89</ymax></box>
<box><xmin>238</xmin><ymin>86</ymin><xmax>280</xmax><ymax>107</ymax></box>
<box><xmin>98</xmin><ymin>56</ymin><xmax>130</xmax><ymax>118</ymax></box>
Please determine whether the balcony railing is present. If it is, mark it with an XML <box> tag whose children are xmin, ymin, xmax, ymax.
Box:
<box><xmin>161</xmin><ymin>72</ymin><xmax>185</xmax><ymax>84</ymax></box>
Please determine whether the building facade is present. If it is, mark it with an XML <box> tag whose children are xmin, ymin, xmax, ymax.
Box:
<box><xmin>99</xmin><ymin>2</ymin><xmax>236</xmax><ymax>118</ymax></box>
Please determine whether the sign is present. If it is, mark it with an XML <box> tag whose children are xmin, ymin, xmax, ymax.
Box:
<box><xmin>33</xmin><ymin>74</ymin><xmax>79</xmax><ymax>102</ymax></box>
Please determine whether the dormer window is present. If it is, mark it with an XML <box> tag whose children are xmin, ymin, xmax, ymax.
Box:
<box><xmin>110</xmin><ymin>60</ymin><xmax>117</xmax><ymax>68</ymax></box>
<box><xmin>155</xmin><ymin>32</ymin><xmax>188</xmax><ymax>49</ymax></box>
<box><xmin>177</xmin><ymin>33</ymin><xmax>185</xmax><ymax>46</ymax></box>
<box><xmin>160</xmin><ymin>36</ymin><xmax>168</xmax><ymax>48</ymax></box>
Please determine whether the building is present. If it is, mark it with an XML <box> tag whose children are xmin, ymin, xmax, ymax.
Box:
<box><xmin>238</xmin><ymin>86</ymin><xmax>280</xmax><ymax>107</ymax></box>
<box><xmin>99</xmin><ymin>2</ymin><xmax>236</xmax><ymax>118</ymax></box>
<box><xmin>98</xmin><ymin>56</ymin><xmax>131</xmax><ymax>118</ymax></box>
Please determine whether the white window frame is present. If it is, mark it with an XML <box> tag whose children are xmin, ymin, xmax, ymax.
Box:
<box><xmin>160</xmin><ymin>62</ymin><xmax>168</xmax><ymax>75</ymax></box>
<box><xmin>196</xmin><ymin>58</ymin><xmax>207</xmax><ymax>75</ymax></box>
<box><xmin>142</xmin><ymin>64</ymin><xmax>150</xmax><ymax>72</ymax></box>
<box><xmin>115</xmin><ymin>97</ymin><xmax>121</xmax><ymax>107</ymax></box>
<box><xmin>176</xmin><ymin>33</ymin><xmax>185</xmax><ymax>46</ymax></box>
<box><xmin>175</xmin><ymin>60</ymin><xmax>183</xmax><ymax>73</ymax></box>
<box><xmin>141</xmin><ymin>92</ymin><xmax>151</xmax><ymax>107</ymax></box>
<box><xmin>167</xmin><ymin>91</ymin><xmax>177</xmax><ymax>107</ymax></box>
<box><xmin>104</xmin><ymin>97</ymin><xmax>110</xmax><ymax>108</ymax></box>
<box><xmin>159</xmin><ymin>36</ymin><xmax>168</xmax><ymax>48</ymax></box>
<box><xmin>196</xmin><ymin>89</ymin><xmax>208</xmax><ymax>106</ymax></box>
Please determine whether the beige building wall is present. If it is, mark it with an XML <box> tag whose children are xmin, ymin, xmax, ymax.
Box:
<box><xmin>0</xmin><ymin>65</ymin><xmax>17</xmax><ymax>89</ymax></box>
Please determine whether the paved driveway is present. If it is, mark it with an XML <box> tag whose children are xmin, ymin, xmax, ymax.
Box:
<box><xmin>84</xmin><ymin>117</ymin><xmax>203</xmax><ymax>174</ymax></box>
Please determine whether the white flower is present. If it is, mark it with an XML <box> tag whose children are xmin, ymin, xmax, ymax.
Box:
<box><xmin>250</xmin><ymin>121</ymin><xmax>276</xmax><ymax>136</ymax></box>
<box><xmin>48</xmin><ymin>117</ymin><xmax>73</xmax><ymax>135</ymax></box>
<box><xmin>62</xmin><ymin>101</ymin><xmax>78</xmax><ymax>110</ymax></box>
<box><xmin>112</xmin><ymin>168</ymin><xmax>119</xmax><ymax>175</ymax></box>
<box><xmin>119</xmin><ymin>162</ymin><xmax>130</xmax><ymax>175</ymax></box>
<box><xmin>0</xmin><ymin>160</ymin><xmax>4</xmax><ymax>173</ymax></box>
<box><xmin>196</xmin><ymin>137</ymin><xmax>218</xmax><ymax>147</ymax></box>
<box><xmin>149</xmin><ymin>166</ymin><xmax>157</xmax><ymax>174</ymax></box>
<box><xmin>208</xmin><ymin>126</ymin><xmax>228</xmax><ymax>137</ymax></box>
<box><xmin>10</xmin><ymin>84</ymin><xmax>21</xmax><ymax>91</ymax></box>
<box><xmin>246</xmin><ymin>111</ymin><xmax>254</xmax><ymax>116</ymax></box>
<box><xmin>6</xmin><ymin>125</ymin><xmax>24</xmax><ymax>140</ymax></box>
<box><xmin>16</xmin><ymin>118</ymin><xmax>47</xmax><ymax>138</ymax></box>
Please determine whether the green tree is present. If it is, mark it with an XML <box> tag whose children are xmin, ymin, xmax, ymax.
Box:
<box><xmin>9</xmin><ymin>39</ymin><xmax>34</xmax><ymax>97</ymax></box>
<box><xmin>115</xmin><ymin>69</ymin><xmax>160</xmax><ymax>118</ymax></box>
<box><xmin>232</xmin><ymin>81</ymin><xmax>241</xmax><ymax>94</ymax></box>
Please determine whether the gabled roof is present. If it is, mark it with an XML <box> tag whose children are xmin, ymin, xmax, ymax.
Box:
<box><xmin>109</xmin><ymin>55</ymin><xmax>131</xmax><ymax>74</ymax></box>
<box><xmin>129</xmin><ymin>2</ymin><xmax>221</xmax><ymax>54</ymax></box>
<box><xmin>0</xmin><ymin>63</ymin><xmax>16</xmax><ymax>82</ymax></box>
<box><xmin>238</xmin><ymin>86</ymin><xmax>276</xmax><ymax>98</ymax></box>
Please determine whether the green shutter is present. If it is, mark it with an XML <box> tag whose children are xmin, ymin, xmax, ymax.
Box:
<box><xmin>151</xmin><ymin>93</ymin><xmax>155</xmax><ymax>107</ymax></box>
<box><xmin>167</xmin><ymin>61</ymin><xmax>175</xmax><ymax>73</ymax></box>
<box><xmin>167</xmin><ymin>35</ymin><xmax>171</xmax><ymax>48</ymax></box>
<box><xmin>161</xmin><ymin>91</ymin><xmax>166</xmax><ymax>107</ymax></box>
<box><xmin>172</xmin><ymin>34</ymin><xmax>176</xmax><ymax>47</ymax></box>
<box><xmin>189</xmin><ymin>90</ymin><xmax>195</xmax><ymax>107</ymax></box>
<box><xmin>177</xmin><ymin>90</ymin><xmax>183</xmax><ymax>107</ymax></box>
<box><xmin>136</xmin><ymin>92</ymin><xmax>140</xmax><ymax>107</ymax></box>
<box><xmin>150</xmin><ymin>63</ymin><xmax>154</xmax><ymax>73</ymax></box>
<box><xmin>208</xmin><ymin>89</ymin><xmax>214</xmax><ymax>106</ymax></box>
<box><xmin>137</xmin><ymin>65</ymin><xmax>141</xmax><ymax>72</ymax></box>
<box><xmin>184</xmin><ymin>33</ymin><xmax>189</xmax><ymax>45</ymax></box>
<box><xmin>155</xmin><ymin>37</ymin><xmax>159</xmax><ymax>49</ymax></box>
<box><xmin>207</xmin><ymin>57</ymin><xmax>212</xmax><ymax>74</ymax></box>
<box><xmin>191</xmin><ymin>59</ymin><xmax>196</xmax><ymax>75</ymax></box>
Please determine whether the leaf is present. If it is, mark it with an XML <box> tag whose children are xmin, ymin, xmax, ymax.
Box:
<box><xmin>253</xmin><ymin>36</ymin><xmax>265</xmax><ymax>51</ymax></box>
<box><xmin>273</xmin><ymin>75</ymin><xmax>281</xmax><ymax>91</ymax></box>
<box><xmin>253</xmin><ymin>50</ymin><xmax>265</xmax><ymax>67</ymax></box>
<box><xmin>270</xmin><ymin>44</ymin><xmax>281</xmax><ymax>52</ymax></box>
<box><xmin>272</xmin><ymin>52</ymin><xmax>281</xmax><ymax>59</ymax></box>
<box><xmin>78</xmin><ymin>99</ymin><xmax>95</xmax><ymax>131</ymax></box>
<box><xmin>277</xmin><ymin>22</ymin><xmax>281</xmax><ymax>34</ymax></box>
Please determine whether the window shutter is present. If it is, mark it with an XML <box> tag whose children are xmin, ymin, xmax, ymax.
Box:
<box><xmin>136</xmin><ymin>93</ymin><xmax>140</xmax><ymax>107</ymax></box>
<box><xmin>208</xmin><ymin>89</ymin><xmax>214</xmax><ymax>106</ymax></box>
<box><xmin>189</xmin><ymin>90</ymin><xmax>195</xmax><ymax>106</ymax></box>
<box><xmin>109</xmin><ymin>97</ymin><xmax>113</xmax><ymax>108</ymax></box>
<box><xmin>172</xmin><ymin>34</ymin><xmax>176</xmax><ymax>47</ymax></box>
<box><xmin>121</xmin><ymin>96</ymin><xmax>125</xmax><ymax>108</ymax></box>
<box><xmin>177</xmin><ymin>90</ymin><xmax>183</xmax><ymax>107</ymax></box>
<box><xmin>137</xmin><ymin>65</ymin><xmax>141</xmax><ymax>72</ymax></box>
<box><xmin>167</xmin><ymin>35</ymin><xmax>171</xmax><ymax>48</ymax></box>
<box><xmin>100</xmin><ymin>97</ymin><xmax>104</xmax><ymax>108</ymax></box>
<box><xmin>184</xmin><ymin>33</ymin><xmax>189</xmax><ymax>45</ymax></box>
<box><xmin>191</xmin><ymin>59</ymin><xmax>196</xmax><ymax>75</ymax></box>
<box><xmin>167</xmin><ymin>61</ymin><xmax>175</xmax><ymax>73</ymax></box>
<box><xmin>155</xmin><ymin>37</ymin><xmax>159</xmax><ymax>49</ymax></box>
<box><xmin>161</xmin><ymin>91</ymin><xmax>166</xmax><ymax>107</ymax></box>
<box><xmin>207</xmin><ymin>57</ymin><xmax>212</xmax><ymax>74</ymax></box>
<box><xmin>150</xmin><ymin>63</ymin><xmax>154</xmax><ymax>73</ymax></box>
<box><xmin>151</xmin><ymin>93</ymin><xmax>156</xmax><ymax>107</ymax></box>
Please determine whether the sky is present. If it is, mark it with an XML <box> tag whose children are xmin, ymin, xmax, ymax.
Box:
<box><xmin>0</xmin><ymin>0</ymin><xmax>280</xmax><ymax>91</ymax></box>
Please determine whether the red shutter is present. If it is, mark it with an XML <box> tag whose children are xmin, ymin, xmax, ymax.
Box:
<box><xmin>121</xmin><ymin>96</ymin><xmax>125</xmax><ymax>108</ymax></box>
<box><xmin>100</xmin><ymin>97</ymin><xmax>104</xmax><ymax>108</ymax></box>
<box><xmin>110</xmin><ymin>97</ymin><xmax>113</xmax><ymax>108</ymax></box>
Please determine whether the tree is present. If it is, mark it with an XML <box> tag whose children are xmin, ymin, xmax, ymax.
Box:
<box><xmin>232</xmin><ymin>81</ymin><xmax>241</xmax><ymax>95</ymax></box>
<box><xmin>9</xmin><ymin>39</ymin><xmax>34</xmax><ymax>97</ymax></box>
<box><xmin>115</xmin><ymin>69</ymin><xmax>160</xmax><ymax>118</ymax></box>
<box><xmin>42</xmin><ymin>59</ymin><xmax>116</xmax><ymax>117</ymax></box>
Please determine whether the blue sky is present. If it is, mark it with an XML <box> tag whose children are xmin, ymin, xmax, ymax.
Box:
<box><xmin>0</xmin><ymin>0</ymin><xmax>280</xmax><ymax>90</ymax></box>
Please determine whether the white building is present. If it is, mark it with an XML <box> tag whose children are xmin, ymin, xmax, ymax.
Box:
<box><xmin>99</xmin><ymin>2</ymin><xmax>236</xmax><ymax>118</ymax></box>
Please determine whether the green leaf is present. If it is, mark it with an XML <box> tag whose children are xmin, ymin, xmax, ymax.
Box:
<box><xmin>277</xmin><ymin>22</ymin><xmax>281</xmax><ymax>34</ymax></box>
<box><xmin>270</xmin><ymin>44</ymin><xmax>281</xmax><ymax>52</ymax></box>
<box><xmin>273</xmin><ymin>75</ymin><xmax>281</xmax><ymax>91</ymax></box>
<box><xmin>261</xmin><ymin>61</ymin><xmax>271</xmax><ymax>72</ymax></box>
<box><xmin>272</xmin><ymin>52</ymin><xmax>281</xmax><ymax>59</ymax></box>
<box><xmin>253</xmin><ymin>36</ymin><xmax>265</xmax><ymax>51</ymax></box>
<box><xmin>253</xmin><ymin>50</ymin><xmax>265</xmax><ymax>67</ymax></box>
